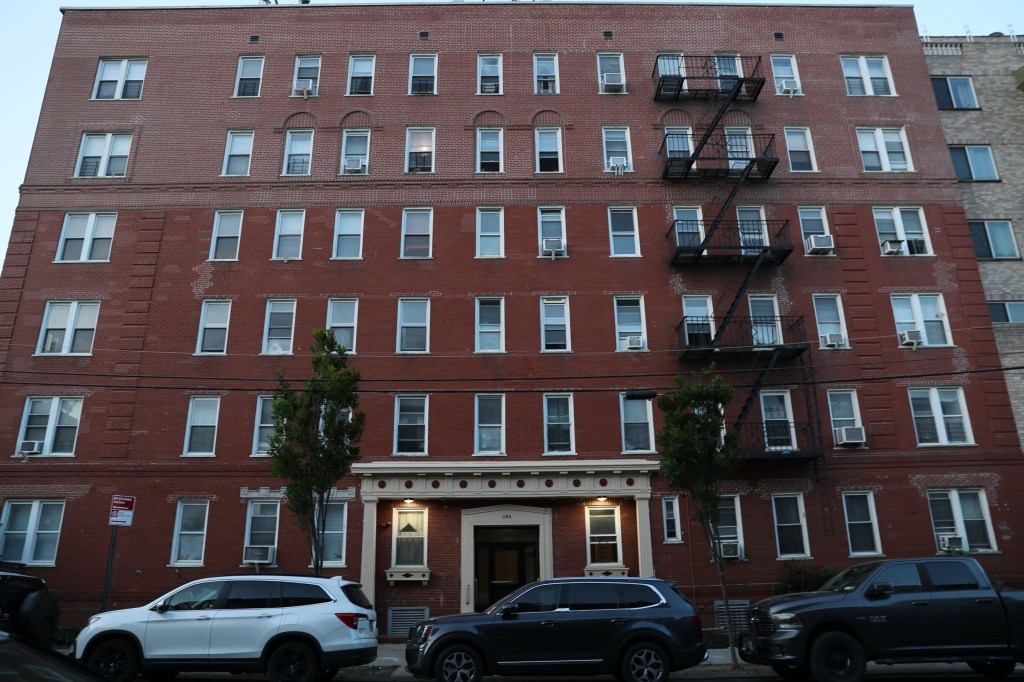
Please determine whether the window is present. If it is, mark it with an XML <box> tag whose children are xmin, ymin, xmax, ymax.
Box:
<box><xmin>409</xmin><ymin>54</ymin><xmax>437</xmax><ymax>94</ymax></box>
<box><xmin>341</xmin><ymin>129</ymin><xmax>369</xmax><ymax>174</ymax></box>
<box><xmin>843</xmin><ymin>492</ymin><xmax>881</xmax><ymax>555</ymax></box>
<box><xmin>333</xmin><ymin>209</ymin><xmax>363</xmax><ymax>259</ymax></box>
<box><xmin>990</xmin><ymin>302</ymin><xmax>1024</xmax><ymax>323</ymax></box>
<box><xmin>540</xmin><ymin>296</ymin><xmax>570</xmax><ymax>352</ymax></box>
<box><xmin>476</xmin><ymin>128</ymin><xmax>503</xmax><ymax>173</ymax></box>
<box><xmin>543</xmin><ymin>393</ymin><xmax>574</xmax><ymax>453</ymax></box>
<box><xmin>282</xmin><ymin>130</ymin><xmax>313</xmax><ymax>175</ymax></box>
<box><xmin>393</xmin><ymin>508</ymin><xmax>426</xmax><ymax>566</ymax></box>
<box><xmin>725</xmin><ymin>126</ymin><xmax>755</xmax><ymax>170</ymax></box>
<box><xmin>813</xmin><ymin>294</ymin><xmax>847</xmax><ymax>348</ymax></box>
<box><xmin>93</xmin><ymin>58</ymin><xmax>147</xmax><ymax>99</ymax></box>
<box><xmin>664</xmin><ymin>126</ymin><xmax>692</xmax><ymax>159</ymax></box>
<box><xmin>535</xmin><ymin>128</ymin><xmax>563</xmax><ymax>173</ymax></box>
<box><xmin>602</xmin><ymin>127</ymin><xmax>632</xmax><ymax>172</ymax></box>
<box><xmin>401</xmin><ymin>208</ymin><xmax>432</xmax><ymax>258</ymax></box>
<box><xmin>682</xmin><ymin>295</ymin><xmax>714</xmax><ymax>347</ymax></box>
<box><xmin>673</xmin><ymin>206</ymin><xmax>703</xmax><ymax>249</ymax></box>
<box><xmin>534</xmin><ymin>53</ymin><xmax>559</xmax><ymax>94</ymax></box>
<box><xmin>798</xmin><ymin>206</ymin><xmax>829</xmax><ymax>241</ymax></box>
<box><xmin>715</xmin><ymin>54</ymin><xmax>742</xmax><ymax>90</ymax></box>
<box><xmin>475</xmin><ymin>394</ymin><xmax>505</xmax><ymax>455</ymax></box>
<box><xmin>620</xmin><ymin>392</ymin><xmax>653</xmax><ymax>452</ymax></box>
<box><xmin>761</xmin><ymin>390</ymin><xmax>796</xmax><ymax>450</ymax></box>
<box><xmin>210</xmin><ymin>211</ymin><xmax>241</xmax><ymax>260</ymax></box>
<box><xmin>476</xmin><ymin>297</ymin><xmax>504</xmax><ymax>352</ymax></box>
<box><xmin>662</xmin><ymin>497</ymin><xmax>681</xmax><ymax>543</ymax></box>
<box><xmin>857</xmin><ymin>127</ymin><xmax>911</xmax><ymax>172</ymax></box>
<box><xmin>608</xmin><ymin>207</ymin><xmax>639</xmax><ymax>256</ymax></box>
<box><xmin>253</xmin><ymin>396</ymin><xmax>274</xmax><ymax>455</ymax></box>
<box><xmin>970</xmin><ymin>221</ymin><xmax>1018</xmax><ymax>259</ymax></box>
<box><xmin>931</xmin><ymin>76</ymin><xmax>978</xmax><ymax>109</ymax></box>
<box><xmin>585</xmin><ymin>506</ymin><xmax>621</xmax><ymax>565</ymax></box>
<box><xmin>772</xmin><ymin>493</ymin><xmax>809</xmax><ymax>557</ymax></box>
<box><xmin>75</xmin><ymin>133</ymin><xmax>131</xmax><ymax>177</ymax></box>
<box><xmin>272</xmin><ymin>209</ymin><xmax>304</xmax><ymax>260</ymax></box>
<box><xmin>828</xmin><ymin>389</ymin><xmax>863</xmax><ymax>444</ymax></box>
<box><xmin>394</xmin><ymin>395</ymin><xmax>427</xmax><ymax>454</ymax></box>
<box><xmin>656</xmin><ymin>52</ymin><xmax>685</xmax><ymax>79</ymax></box>
<box><xmin>184</xmin><ymin>396</ymin><xmax>219</xmax><ymax>456</ymax></box>
<box><xmin>245</xmin><ymin>501</ymin><xmax>280</xmax><ymax>558</ymax></box>
<box><xmin>478</xmin><ymin>54</ymin><xmax>502</xmax><ymax>94</ymax></box>
<box><xmin>171</xmin><ymin>500</ymin><xmax>209</xmax><ymax>565</ymax></box>
<box><xmin>713</xmin><ymin>496</ymin><xmax>744</xmax><ymax>558</ymax></box>
<box><xmin>292</xmin><ymin>55</ymin><xmax>320</xmax><ymax>96</ymax></box>
<box><xmin>0</xmin><ymin>501</ymin><xmax>65</xmax><ymax>565</ymax></box>
<box><xmin>770</xmin><ymin>54</ymin><xmax>801</xmax><ymax>95</ymax></box>
<box><xmin>38</xmin><ymin>300</ymin><xmax>98</xmax><ymax>355</ymax></box>
<box><xmin>784</xmin><ymin>127</ymin><xmax>817</xmax><ymax>171</ymax></box>
<box><xmin>406</xmin><ymin>128</ymin><xmax>435</xmax><ymax>173</ymax></box>
<box><xmin>196</xmin><ymin>300</ymin><xmax>230</xmax><ymax>354</ymax></box>
<box><xmin>874</xmin><ymin>207</ymin><xmax>930</xmax><ymax>255</ymax></box>
<box><xmin>222</xmin><ymin>131</ymin><xmax>253</xmax><ymax>176</ymax></box>
<box><xmin>234</xmin><ymin>56</ymin><xmax>264</xmax><ymax>97</ymax></box>
<box><xmin>263</xmin><ymin>299</ymin><xmax>295</xmax><ymax>354</ymax></box>
<box><xmin>597</xmin><ymin>53</ymin><xmax>625</xmax><ymax>93</ymax></box>
<box><xmin>950</xmin><ymin>146</ymin><xmax>999</xmax><ymax>181</ymax></box>
<box><xmin>397</xmin><ymin>298</ymin><xmax>429</xmax><ymax>353</ymax></box>
<box><xmin>614</xmin><ymin>296</ymin><xmax>646</xmax><ymax>350</ymax></box>
<box><xmin>57</xmin><ymin>212</ymin><xmax>115</xmax><ymax>262</ymax></box>
<box><xmin>347</xmin><ymin>55</ymin><xmax>375</xmax><ymax>95</ymax></box>
<box><xmin>927</xmin><ymin>489</ymin><xmax>995</xmax><ymax>552</ymax></box>
<box><xmin>319</xmin><ymin>501</ymin><xmax>348</xmax><ymax>565</ymax></box>
<box><xmin>327</xmin><ymin>298</ymin><xmax>357</xmax><ymax>352</ymax></box>
<box><xmin>17</xmin><ymin>397</ymin><xmax>82</xmax><ymax>456</ymax></box>
<box><xmin>737</xmin><ymin>206</ymin><xmax>768</xmax><ymax>254</ymax></box>
<box><xmin>749</xmin><ymin>294</ymin><xmax>782</xmax><ymax>346</ymax></box>
<box><xmin>909</xmin><ymin>387</ymin><xmax>972</xmax><ymax>445</ymax></box>
<box><xmin>476</xmin><ymin>207</ymin><xmax>504</xmax><ymax>258</ymax></box>
<box><xmin>538</xmin><ymin>207</ymin><xmax>566</xmax><ymax>256</ymax></box>
<box><xmin>841</xmin><ymin>55</ymin><xmax>894</xmax><ymax>96</ymax></box>
<box><xmin>891</xmin><ymin>293</ymin><xmax>950</xmax><ymax>346</ymax></box>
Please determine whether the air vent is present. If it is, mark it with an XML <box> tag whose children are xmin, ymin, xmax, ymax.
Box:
<box><xmin>603</xmin><ymin>30</ymin><xmax>614</xmax><ymax>39</ymax></box>
<box><xmin>388</xmin><ymin>607</ymin><xmax>429</xmax><ymax>637</ymax></box>
<box><xmin>249</xmin><ymin>35</ymin><xmax>260</xmax><ymax>43</ymax></box>
<box><xmin>773</xmin><ymin>32</ymin><xmax>785</xmax><ymax>41</ymax></box>
<box><xmin>419</xmin><ymin>30</ymin><xmax>430</xmax><ymax>40</ymax></box>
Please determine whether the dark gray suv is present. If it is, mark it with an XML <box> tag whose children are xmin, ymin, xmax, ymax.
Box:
<box><xmin>405</xmin><ymin>577</ymin><xmax>706</xmax><ymax>682</ymax></box>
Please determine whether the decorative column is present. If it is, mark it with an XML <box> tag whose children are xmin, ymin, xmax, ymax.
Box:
<box><xmin>635</xmin><ymin>493</ymin><xmax>655</xmax><ymax>577</ymax></box>
<box><xmin>360</xmin><ymin>498</ymin><xmax>378</xmax><ymax>603</ymax></box>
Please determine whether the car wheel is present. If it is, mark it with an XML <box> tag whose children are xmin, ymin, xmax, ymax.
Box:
<box><xmin>434</xmin><ymin>644</ymin><xmax>483</xmax><ymax>682</ymax></box>
<box><xmin>314</xmin><ymin>667</ymin><xmax>340</xmax><ymax>681</ymax></box>
<box><xmin>968</xmin><ymin>660</ymin><xmax>1018</xmax><ymax>678</ymax></box>
<box><xmin>809</xmin><ymin>631</ymin><xmax>866</xmax><ymax>682</ymax></box>
<box><xmin>267</xmin><ymin>640</ymin><xmax>318</xmax><ymax>682</ymax></box>
<box><xmin>770</xmin><ymin>662</ymin><xmax>812</xmax><ymax>680</ymax></box>
<box><xmin>16</xmin><ymin>589</ymin><xmax>59</xmax><ymax>642</ymax></box>
<box><xmin>619</xmin><ymin>641</ymin><xmax>669</xmax><ymax>682</ymax></box>
<box><xmin>86</xmin><ymin>638</ymin><xmax>141</xmax><ymax>682</ymax></box>
<box><xmin>141</xmin><ymin>671</ymin><xmax>179</xmax><ymax>682</ymax></box>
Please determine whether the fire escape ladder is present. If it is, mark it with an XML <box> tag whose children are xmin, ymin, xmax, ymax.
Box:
<box><xmin>711</xmin><ymin>247</ymin><xmax>769</xmax><ymax>345</ymax></box>
<box><xmin>689</xmin><ymin>77</ymin><xmax>742</xmax><ymax>162</ymax></box>
<box><xmin>733</xmin><ymin>348</ymin><xmax>781</xmax><ymax>430</ymax></box>
<box><xmin>800</xmin><ymin>353</ymin><xmax>828</xmax><ymax>484</ymax></box>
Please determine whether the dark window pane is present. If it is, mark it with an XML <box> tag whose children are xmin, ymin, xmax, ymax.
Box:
<box><xmin>931</xmin><ymin>78</ymin><xmax>953</xmax><ymax>109</ymax></box>
<box><xmin>968</xmin><ymin>222</ymin><xmax>992</xmax><ymax>258</ymax></box>
<box><xmin>122</xmin><ymin>81</ymin><xmax>143</xmax><ymax>99</ymax></box>
<box><xmin>225</xmin><ymin>580</ymin><xmax>278</xmax><ymax>609</ymax></box>
<box><xmin>238</xmin><ymin>78</ymin><xmax>260</xmax><ymax>96</ymax></box>
<box><xmin>565</xmin><ymin>583</ymin><xmax>617</xmax><ymax>610</ymax></box>
<box><xmin>949</xmin><ymin>147</ymin><xmax>971</xmax><ymax>181</ymax></box>
<box><xmin>989</xmin><ymin>304</ymin><xmax>1009</xmax><ymax>323</ymax></box>
<box><xmin>280</xmin><ymin>582</ymin><xmax>330</xmax><ymax>607</ymax></box>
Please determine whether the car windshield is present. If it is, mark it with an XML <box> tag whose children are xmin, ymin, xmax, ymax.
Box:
<box><xmin>820</xmin><ymin>562</ymin><xmax>882</xmax><ymax>593</ymax></box>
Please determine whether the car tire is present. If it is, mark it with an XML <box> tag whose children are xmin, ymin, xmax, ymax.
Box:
<box><xmin>435</xmin><ymin>644</ymin><xmax>483</xmax><ymax>682</ymax></box>
<box><xmin>16</xmin><ymin>589</ymin><xmax>59</xmax><ymax>642</ymax></box>
<box><xmin>808</xmin><ymin>631</ymin><xmax>866</xmax><ymax>682</ymax></box>
<box><xmin>619</xmin><ymin>641</ymin><xmax>669</xmax><ymax>682</ymax></box>
<box><xmin>770</xmin><ymin>662</ymin><xmax>812</xmax><ymax>680</ymax></box>
<box><xmin>267</xmin><ymin>640</ymin><xmax>318</xmax><ymax>682</ymax></box>
<box><xmin>968</xmin><ymin>660</ymin><xmax>1018</xmax><ymax>678</ymax></box>
<box><xmin>86</xmin><ymin>638</ymin><xmax>141</xmax><ymax>682</ymax></box>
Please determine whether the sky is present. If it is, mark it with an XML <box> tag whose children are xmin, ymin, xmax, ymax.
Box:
<box><xmin>0</xmin><ymin>0</ymin><xmax>1020</xmax><ymax>270</ymax></box>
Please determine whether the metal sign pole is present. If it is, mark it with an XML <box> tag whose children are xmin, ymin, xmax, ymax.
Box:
<box><xmin>100</xmin><ymin>525</ymin><xmax>118</xmax><ymax>612</ymax></box>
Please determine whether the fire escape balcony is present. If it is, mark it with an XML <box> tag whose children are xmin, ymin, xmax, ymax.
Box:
<box><xmin>668</xmin><ymin>219</ymin><xmax>793</xmax><ymax>265</ymax></box>
<box><xmin>733</xmin><ymin>421</ymin><xmax>823</xmax><ymax>460</ymax></box>
<box><xmin>652</xmin><ymin>55</ymin><xmax>766</xmax><ymax>102</ymax></box>
<box><xmin>677</xmin><ymin>315</ymin><xmax>809</xmax><ymax>360</ymax></box>
<box><xmin>661</xmin><ymin>133</ymin><xmax>778</xmax><ymax>181</ymax></box>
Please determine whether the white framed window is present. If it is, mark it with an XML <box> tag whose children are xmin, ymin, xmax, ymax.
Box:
<box><xmin>397</xmin><ymin>298</ymin><xmax>430</xmax><ymax>353</ymax></box>
<box><xmin>662</xmin><ymin>497</ymin><xmax>682</xmax><ymax>543</ymax></box>
<box><xmin>726</xmin><ymin>126</ymin><xmax>755</xmax><ymax>170</ymax></box>
<box><xmin>320</xmin><ymin>501</ymin><xmax>348</xmax><ymax>566</ymax></box>
<box><xmin>813</xmin><ymin>294</ymin><xmax>847</xmax><ymax>348</ymax></box>
<box><xmin>475</xmin><ymin>394</ymin><xmax>505</xmax><ymax>455</ymax></box>
<box><xmin>737</xmin><ymin>206</ymin><xmax>769</xmax><ymax>254</ymax></box>
<box><xmin>394</xmin><ymin>395</ymin><xmax>427</xmax><ymax>455</ymax></box>
<box><xmin>874</xmin><ymin>207</ymin><xmax>930</xmax><ymax>255</ymax></box>
<box><xmin>857</xmin><ymin>127</ymin><xmax>912</xmax><ymax>172</ymax></box>
<box><xmin>713</xmin><ymin>496</ymin><xmax>745</xmax><ymax>559</ymax></box>
<box><xmin>535</xmin><ymin>128</ymin><xmax>563</xmax><ymax>173</ymax></box>
<box><xmin>282</xmin><ymin>130</ymin><xmax>313</xmax><ymax>176</ymax></box>
<box><xmin>770</xmin><ymin>54</ymin><xmax>801</xmax><ymax>95</ymax></box>
<box><xmin>222</xmin><ymin>131</ymin><xmax>253</xmax><ymax>176</ymax></box>
<box><xmin>17</xmin><ymin>397</ymin><xmax>82</xmax><ymax>457</ymax></box>
<box><xmin>909</xmin><ymin>387</ymin><xmax>973</xmax><ymax>445</ymax></box>
<box><xmin>245</xmin><ymin>500</ymin><xmax>280</xmax><ymax>560</ymax></box>
<box><xmin>272</xmin><ymin>209</ymin><xmax>304</xmax><ymax>260</ymax></box>
<box><xmin>749</xmin><ymin>294</ymin><xmax>782</xmax><ymax>346</ymax></box>
<box><xmin>602</xmin><ymin>127</ymin><xmax>632</xmax><ymax>172</ymax></box>
<box><xmin>534</xmin><ymin>53</ymin><xmax>559</xmax><ymax>94</ymax></box>
<box><xmin>171</xmin><ymin>499</ymin><xmax>209</xmax><ymax>565</ymax></box>
<box><xmin>477</xmin><ymin>53</ymin><xmax>502</xmax><ymax>94</ymax></box>
<box><xmin>540</xmin><ymin>296</ymin><xmax>570</xmax><ymax>352</ymax></box>
<box><xmin>341</xmin><ymin>129</ymin><xmax>370</xmax><ymax>175</ymax></box>
<box><xmin>76</xmin><ymin>133</ymin><xmax>131</xmax><ymax>177</ymax></box>
<box><xmin>585</xmin><ymin>506</ymin><xmax>622</xmax><ymax>565</ymax></box>
<box><xmin>333</xmin><ymin>209</ymin><xmax>363</xmax><ymax>259</ymax></box>
<box><xmin>263</xmin><ymin>299</ymin><xmax>296</xmax><ymax>354</ymax></box>
<box><xmin>608</xmin><ymin>207</ymin><xmax>640</xmax><ymax>257</ymax></box>
<box><xmin>38</xmin><ymin>300</ymin><xmax>99</xmax><ymax>355</ymax></box>
<box><xmin>476</xmin><ymin>207</ymin><xmax>504</xmax><ymax>258</ymax></box>
<box><xmin>990</xmin><ymin>302</ymin><xmax>1024</xmax><ymax>323</ymax></box>
<box><xmin>538</xmin><ymin>206</ymin><xmax>566</xmax><ymax>257</ymax></box>
<box><xmin>409</xmin><ymin>54</ymin><xmax>437</xmax><ymax>95</ymax></box>
<box><xmin>682</xmin><ymin>295</ymin><xmax>714</xmax><ymax>348</ymax></box>
<box><xmin>234</xmin><ymin>56</ymin><xmax>264</xmax><ymax>97</ymax></box>
<box><xmin>0</xmin><ymin>500</ymin><xmax>65</xmax><ymax>565</ymax></box>
<box><xmin>614</xmin><ymin>296</ymin><xmax>646</xmax><ymax>351</ymax></box>
<box><xmin>950</xmin><ymin>146</ymin><xmax>999</xmax><ymax>181</ymax></box>
<box><xmin>891</xmin><ymin>293</ymin><xmax>950</xmax><ymax>346</ymax></box>
<box><xmin>210</xmin><ymin>211</ymin><xmax>242</xmax><ymax>260</ymax></box>
<box><xmin>620</xmin><ymin>392</ymin><xmax>653</xmax><ymax>452</ymax></box>
<box><xmin>927</xmin><ymin>489</ymin><xmax>995</xmax><ymax>552</ymax></box>
<box><xmin>761</xmin><ymin>390</ymin><xmax>796</xmax><ymax>451</ymax></box>
<box><xmin>664</xmin><ymin>126</ymin><xmax>693</xmax><ymax>159</ymax></box>
<box><xmin>715</xmin><ymin>53</ymin><xmax>742</xmax><ymax>90</ymax></box>
<box><xmin>406</xmin><ymin>128</ymin><xmax>435</xmax><ymax>173</ymax></box>
<box><xmin>347</xmin><ymin>55</ymin><xmax>375</xmax><ymax>95</ymax></box>
<box><xmin>597</xmin><ymin>53</ymin><xmax>625</xmax><ymax>93</ymax></box>
<box><xmin>184</xmin><ymin>396</ymin><xmax>220</xmax><ymax>456</ymax></box>
<box><xmin>327</xmin><ymin>298</ymin><xmax>357</xmax><ymax>353</ymax></box>
<box><xmin>93</xmin><ymin>58</ymin><xmax>147</xmax><ymax>99</ymax></box>
<box><xmin>57</xmin><ymin>212</ymin><xmax>115</xmax><ymax>262</ymax></box>
<box><xmin>841</xmin><ymin>55</ymin><xmax>894</xmax><ymax>96</ymax></box>
<box><xmin>772</xmin><ymin>493</ymin><xmax>809</xmax><ymax>558</ymax></box>
<box><xmin>393</xmin><ymin>507</ymin><xmax>427</xmax><ymax>566</ymax></box>
<box><xmin>970</xmin><ymin>221</ymin><xmax>1018</xmax><ymax>259</ymax></box>
<box><xmin>543</xmin><ymin>393</ymin><xmax>574</xmax><ymax>454</ymax></box>
<box><xmin>656</xmin><ymin>52</ymin><xmax>685</xmax><ymax>79</ymax></box>
<box><xmin>842</xmin><ymin>492</ymin><xmax>881</xmax><ymax>556</ymax></box>
<box><xmin>253</xmin><ymin>395</ymin><xmax>274</xmax><ymax>455</ymax></box>
<box><xmin>797</xmin><ymin>206</ymin><xmax>829</xmax><ymax>242</ymax></box>
<box><xmin>931</xmin><ymin>76</ymin><xmax>978</xmax><ymax>109</ymax></box>
<box><xmin>828</xmin><ymin>389</ymin><xmax>863</xmax><ymax>446</ymax></box>
<box><xmin>475</xmin><ymin>297</ymin><xmax>504</xmax><ymax>353</ymax></box>
<box><xmin>784</xmin><ymin>127</ymin><xmax>817</xmax><ymax>172</ymax></box>
<box><xmin>673</xmin><ymin>206</ymin><xmax>703</xmax><ymax>249</ymax></box>
<box><xmin>196</xmin><ymin>300</ymin><xmax>230</xmax><ymax>354</ymax></box>
<box><xmin>401</xmin><ymin>208</ymin><xmax>432</xmax><ymax>258</ymax></box>
<box><xmin>477</xmin><ymin>128</ymin><xmax>503</xmax><ymax>173</ymax></box>
<box><xmin>292</xmin><ymin>55</ymin><xmax>321</xmax><ymax>96</ymax></box>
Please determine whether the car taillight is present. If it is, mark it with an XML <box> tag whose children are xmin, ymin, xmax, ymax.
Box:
<box><xmin>336</xmin><ymin>613</ymin><xmax>367</xmax><ymax>629</ymax></box>
<box><xmin>693</xmin><ymin>614</ymin><xmax>704</xmax><ymax>640</ymax></box>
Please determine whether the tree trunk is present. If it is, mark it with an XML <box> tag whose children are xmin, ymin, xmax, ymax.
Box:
<box><xmin>704</xmin><ymin>520</ymin><xmax>739</xmax><ymax>668</ymax></box>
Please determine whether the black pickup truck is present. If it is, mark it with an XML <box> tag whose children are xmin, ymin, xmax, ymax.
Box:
<box><xmin>739</xmin><ymin>557</ymin><xmax>1024</xmax><ymax>682</ymax></box>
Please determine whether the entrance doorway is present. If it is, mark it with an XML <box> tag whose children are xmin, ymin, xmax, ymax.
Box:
<box><xmin>473</xmin><ymin>526</ymin><xmax>539</xmax><ymax>611</ymax></box>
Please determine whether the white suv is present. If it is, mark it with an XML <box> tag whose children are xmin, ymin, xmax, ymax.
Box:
<box><xmin>75</xmin><ymin>575</ymin><xmax>377</xmax><ymax>682</ymax></box>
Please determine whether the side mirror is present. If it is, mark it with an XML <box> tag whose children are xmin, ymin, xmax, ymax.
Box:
<box><xmin>152</xmin><ymin>601</ymin><xmax>169</xmax><ymax>613</ymax></box>
<box><xmin>500</xmin><ymin>603</ymin><xmax>520</xmax><ymax>618</ymax></box>
<box><xmin>865</xmin><ymin>583</ymin><xmax>894</xmax><ymax>599</ymax></box>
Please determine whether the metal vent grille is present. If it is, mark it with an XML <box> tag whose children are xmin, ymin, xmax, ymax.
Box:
<box><xmin>773</xmin><ymin>32</ymin><xmax>784</xmax><ymax>41</ymax></box>
<box><xmin>603</xmin><ymin>30</ymin><xmax>614</xmax><ymax>39</ymax></box>
<box><xmin>249</xmin><ymin>35</ymin><xmax>260</xmax><ymax>44</ymax></box>
<box><xmin>714</xmin><ymin>599</ymin><xmax>750</xmax><ymax>631</ymax></box>
<box><xmin>419</xmin><ymin>30</ymin><xmax>430</xmax><ymax>40</ymax></box>
<box><xmin>388</xmin><ymin>606</ymin><xmax>429</xmax><ymax>637</ymax></box>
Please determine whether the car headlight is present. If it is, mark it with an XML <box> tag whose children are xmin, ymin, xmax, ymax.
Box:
<box><xmin>410</xmin><ymin>624</ymin><xmax>433</xmax><ymax>645</ymax></box>
<box><xmin>772</xmin><ymin>612</ymin><xmax>803</xmax><ymax>630</ymax></box>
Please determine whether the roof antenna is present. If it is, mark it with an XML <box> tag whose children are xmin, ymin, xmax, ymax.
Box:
<box><xmin>920</xmin><ymin>24</ymin><xmax>930</xmax><ymax>42</ymax></box>
<box><xmin>964</xmin><ymin>25</ymin><xmax>973</xmax><ymax>41</ymax></box>
<box><xmin>1009</xmin><ymin>25</ymin><xmax>1017</xmax><ymax>42</ymax></box>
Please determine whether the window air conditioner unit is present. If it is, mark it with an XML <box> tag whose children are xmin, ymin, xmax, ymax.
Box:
<box><xmin>820</xmin><ymin>333</ymin><xmax>846</xmax><ymax>348</ymax></box>
<box><xmin>243</xmin><ymin>545</ymin><xmax>276</xmax><ymax>564</ymax></box>
<box><xmin>608</xmin><ymin>156</ymin><xmax>628</xmax><ymax>174</ymax></box>
<box><xmin>899</xmin><ymin>329</ymin><xmax>923</xmax><ymax>347</ymax></box>
<box><xmin>938</xmin><ymin>534</ymin><xmax>964</xmax><ymax>552</ymax></box>
<box><xmin>293</xmin><ymin>79</ymin><xmax>315</xmax><ymax>97</ymax></box>
<box><xmin>541</xmin><ymin>238</ymin><xmax>564</xmax><ymax>255</ymax></box>
<box><xmin>881</xmin><ymin>239</ymin><xmax>904</xmax><ymax>255</ymax></box>
<box><xmin>18</xmin><ymin>440</ymin><xmax>43</xmax><ymax>455</ymax></box>
<box><xmin>602</xmin><ymin>73</ymin><xmax>624</xmax><ymax>92</ymax></box>
<box><xmin>833</xmin><ymin>426</ymin><xmax>866</xmax><ymax>447</ymax></box>
<box><xmin>779</xmin><ymin>79</ymin><xmax>800</xmax><ymax>97</ymax></box>
<box><xmin>804</xmin><ymin>234</ymin><xmax>834</xmax><ymax>254</ymax></box>
<box><xmin>480</xmin><ymin>82</ymin><xmax>499</xmax><ymax>94</ymax></box>
<box><xmin>626</xmin><ymin>335</ymin><xmax>644</xmax><ymax>349</ymax></box>
<box><xmin>344</xmin><ymin>157</ymin><xmax>366</xmax><ymax>174</ymax></box>
<box><xmin>719</xmin><ymin>541</ymin><xmax>740</xmax><ymax>558</ymax></box>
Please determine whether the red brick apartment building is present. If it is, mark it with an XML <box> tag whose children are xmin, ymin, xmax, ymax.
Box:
<box><xmin>2</xmin><ymin>2</ymin><xmax>1023</xmax><ymax>631</ymax></box>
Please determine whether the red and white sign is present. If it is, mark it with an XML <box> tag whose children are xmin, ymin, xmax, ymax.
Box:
<box><xmin>109</xmin><ymin>495</ymin><xmax>136</xmax><ymax>526</ymax></box>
